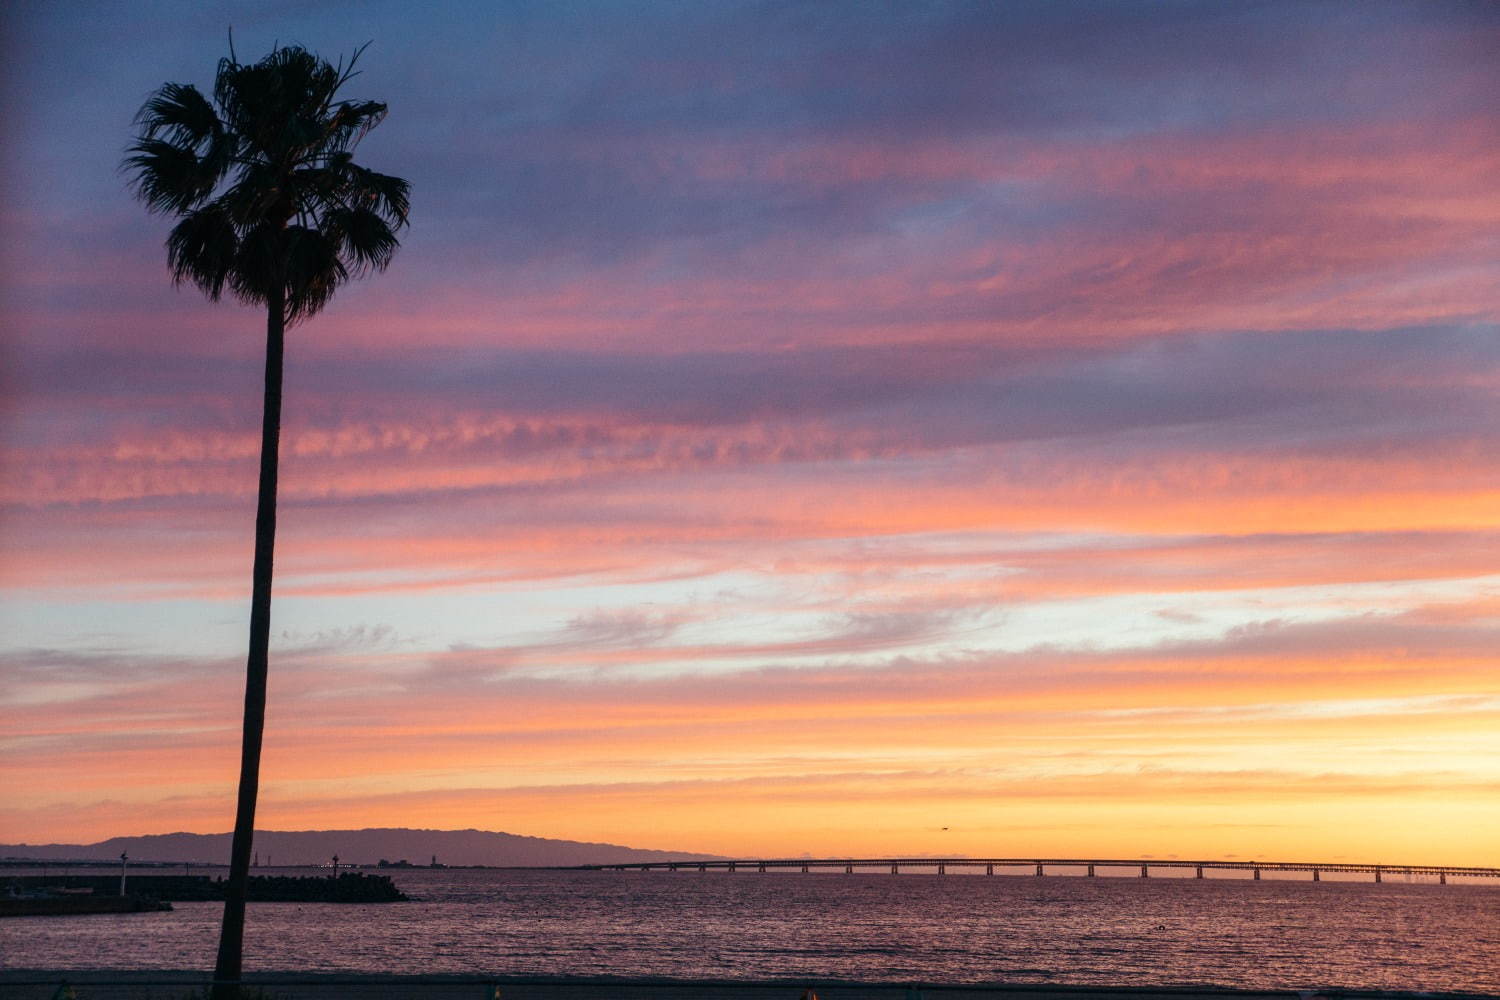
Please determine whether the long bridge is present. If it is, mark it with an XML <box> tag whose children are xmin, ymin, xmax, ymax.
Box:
<box><xmin>578</xmin><ymin>858</ymin><xmax>1500</xmax><ymax>884</ymax></box>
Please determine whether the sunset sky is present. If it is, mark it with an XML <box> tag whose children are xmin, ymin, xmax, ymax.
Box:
<box><xmin>2</xmin><ymin>1</ymin><xmax>1498</xmax><ymax>864</ymax></box>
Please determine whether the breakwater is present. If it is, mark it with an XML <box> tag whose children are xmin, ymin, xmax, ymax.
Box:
<box><xmin>0</xmin><ymin>894</ymin><xmax>172</xmax><ymax>917</ymax></box>
<box><xmin>3</xmin><ymin>872</ymin><xmax>406</xmax><ymax>903</ymax></box>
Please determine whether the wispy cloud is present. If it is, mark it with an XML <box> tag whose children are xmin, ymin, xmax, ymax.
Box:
<box><xmin>3</xmin><ymin>1</ymin><xmax>1498</xmax><ymax>854</ymax></box>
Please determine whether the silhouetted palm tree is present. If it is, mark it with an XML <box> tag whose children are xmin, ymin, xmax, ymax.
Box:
<box><xmin>126</xmin><ymin>42</ymin><xmax>409</xmax><ymax>996</ymax></box>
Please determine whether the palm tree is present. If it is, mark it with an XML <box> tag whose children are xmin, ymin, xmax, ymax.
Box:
<box><xmin>125</xmin><ymin>42</ymin><xmax>410</xmax><ymax>995</ymax></box>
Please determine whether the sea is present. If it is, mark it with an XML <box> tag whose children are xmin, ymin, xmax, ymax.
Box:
<box><xmin>3</xmin><ymin>867</ymin><xmax>1498</xmax><ymax>993</ymax></box>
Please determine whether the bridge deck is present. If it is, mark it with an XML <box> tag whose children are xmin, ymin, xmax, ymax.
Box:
<box><xmin>577</xmin><ymin>858</ymin><xmax>1500</xmax><ymax>881</ymax></box>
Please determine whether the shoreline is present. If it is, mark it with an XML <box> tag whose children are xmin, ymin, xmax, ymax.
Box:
<box><xmin>4</xmin><ymin>971</ymin><xmax>1498</xmax><ymax>1000</ymax></box>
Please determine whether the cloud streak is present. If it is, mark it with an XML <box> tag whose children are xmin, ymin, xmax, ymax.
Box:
<box><xmin>2</xmin><ymin>1</ymin><xmax>1498</xmax><ymax>856</ymax></box>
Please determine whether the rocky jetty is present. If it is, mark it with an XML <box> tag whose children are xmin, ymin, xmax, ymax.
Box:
<box><xmin>241</xmin><ymin>872</ymin><xmax>408</xmax><ymax>902</ymax></box>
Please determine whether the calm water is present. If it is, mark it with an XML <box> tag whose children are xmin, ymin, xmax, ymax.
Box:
<box><xmin>3</xmin><ymin>868</ymin><xmax>1499</xmax><ymax>992</ymax></box>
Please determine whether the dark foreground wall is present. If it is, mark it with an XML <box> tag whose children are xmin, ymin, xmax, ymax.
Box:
<box><xmin>0</xmin><ymin>895</ymin><xmax>171</xmax><ymax>917</ymax></box>
<box><xmin>3</xmin><ymin>872</ymin><xmax>405</xmax><ymax>903</ymax></box>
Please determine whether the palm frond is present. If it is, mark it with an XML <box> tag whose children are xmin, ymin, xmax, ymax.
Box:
<box><xmin>282</xmin><ymin>226</ymin><xmax>348</xmax><ymax>321</ymax></box>
<box><xmin>346</xmin><ymin>165</ymin><xmax>411</xmax><ymax>227</ymax></box>
<box><xmin>213</xmin><ymin>55</ymin><xmax>246</xmax><ymax>131</ymax></box>
<box><xmin>219</xmin><ymin>160</ymin><xmax>287</xmax><ymax>228</ymax></box>
<box><xmin>165</xmin><ymin>205</ymin><xmax>238</xmax><ymax>298</ymax></box>
<box><xmin>227</xmin><ymin>222</ymin><xmax>283</xmax><ymax>306</ymax></box>
<box><xmin>328</xmin><ymin>207</ymin><xmax>400</xmax><ymax>276</ymax></box>
<box><xmin>134</xmin><ymin>83</ymin><xmax>222</xmax><ymax>148</ymax></box>
<box><xmin>321</xmin><ymin>100</ymin><xmax>388</xmax><ymax>154</ymax></box>
<box><xmin>124</xmin><ymin>138</ymin><xmax>218</xmax><ymax>213</ymax></box>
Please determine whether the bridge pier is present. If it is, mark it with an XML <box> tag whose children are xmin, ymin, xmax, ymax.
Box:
<box><xmin>1312</xmin><ymin>869</ymin><xmax>1319</xmax><ymax>882</ymax></box>
<box><xmin>1087</xmin><ymin>864</ymin><xmax>1095</xmax><ymax>877</ymax></box>
<box><xmin>1253</xmin><ymin>868</ymin><xmax>1261</xmax><ymax>880</ymax></box>
<box><xmin>1196</xmin><ymin>866</ymin><xmax>1204</xmax><ymax>879</ymax></box>
<box><xmin>891</xmin><ymin>864</ymin><xmax>899</xmax><ymax>874</ymax></box>
<box><xmin>729</xmin><ymin>862</ymin><xmax>736</xmax><ymax>873</ymax></box>
<box><xmin>938</xmin><ymin>863</ymin><xmax>946</xmax><ymax>875</ymax></box>
<box><xmin>1373</xmin><ymin>867</ymin><xmax>1380</xmax><ymax>883</ymax></box>
<box><xmin>986</xmin><ymin>864</ymin><xmax>993</xmax><ymax>876</ymax></box>
<box><xmin>699</xmin><ymin>864</ymin><xmax>707</xmax><ymax>872</ymax></box>
<box><xmin>1035</xmin><ymin>864</ymin><xmax>1044</xmax><ymax>877</ymax></box>
<box><xmin>845</xmin><ymin>864</ymin><xmax>853</xmax><ymax>875</ymax></box>
<box><xmin>758</xmin><ymin>863</ymin><xmax>766</xmax><ymax>873</ymax></box>
<box><xmin>1441</xmin><ymin>872</ymin><xmax>1447</xmax><ymax>885</ymax></box>
<box><xmin>801</xmin><ymin>863</ymin><xmax>809</xmax><ymax>873</ymax></box>
<box><xmin>1140</xmin><ymin>865</ymin><xmax>1149</xmax><ymax>878</ymax></box>
<box><xmin>669</xmin><ymin>864</ymin><xmax>678</xmax><ymax>872</ymax></box>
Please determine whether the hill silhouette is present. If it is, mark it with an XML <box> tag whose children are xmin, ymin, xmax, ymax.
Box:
<box><xmin>0</xmin><ymin>828</ymin><xmax>722</xmax><ymax>867</ymax></box>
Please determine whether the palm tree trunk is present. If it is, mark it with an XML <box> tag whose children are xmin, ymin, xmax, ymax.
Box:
<box><xmin>213</xmin><ymin>283</ymin><xmax>285</xmax><ymax>999</ymax></box>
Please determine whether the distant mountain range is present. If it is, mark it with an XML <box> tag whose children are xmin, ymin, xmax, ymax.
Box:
<box><xmin>0</xmin><ymin>828</ymin><xmax>723</xmax><ymax>867</ymax></box>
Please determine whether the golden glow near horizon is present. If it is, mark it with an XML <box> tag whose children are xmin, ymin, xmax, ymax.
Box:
<box><xmin>3</xmin><ymin>4</ymin><xmax>1499</xmax><ymax>865</ymax></box>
